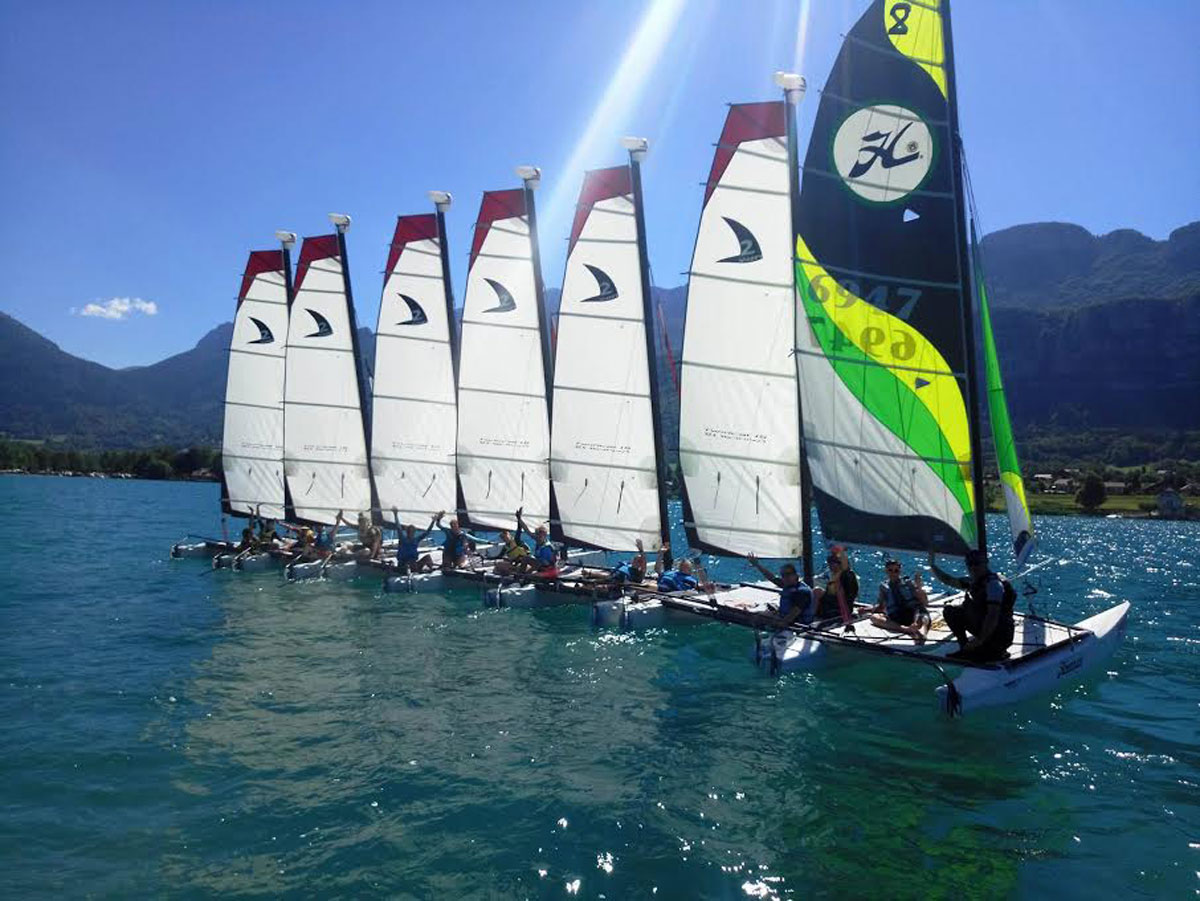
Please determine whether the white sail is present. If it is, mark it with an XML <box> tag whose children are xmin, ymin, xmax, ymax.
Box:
<box><xmin>550</xmin><ymin>166</ymin><xmax>662</xmax><ymax>551</ymax></box>
<box><xmin>222</xmin><ymin>249</ymin><xmax>289</xmax><ymax>520</ymax></box>
<box><xmin>283</xmin><ymin>233</ymin><xmax>374</xmax><ymax>526</ymax></box>
<box><xmin>456</xmin><ymin>189</ymin><xmax>550</xmax><ymax>531</ymax></box>
<box><xmin>370</xmin><ymin>213</ymin><xmax>456</xmax><ymax>525</ymax></box>
<box><xmin>678</xmin><ymin>102</ymin><xmax>802</xmax><ymax>558</ymax></box>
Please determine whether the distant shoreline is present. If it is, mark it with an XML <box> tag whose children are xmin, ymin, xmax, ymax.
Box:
<box><xmin>0</xmin><ymin>468</ymin><xmax>218</xmax><ymax>483</ymax></box>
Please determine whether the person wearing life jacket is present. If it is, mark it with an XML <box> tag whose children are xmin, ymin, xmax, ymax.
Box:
<box><xmin>870</xmin><ymin>558</ymin><xmax>930</xmax><ymax>643</ymax></box>
<box><xmin>511</xmin><ymin>509</ymin><xmax>560</xmax><ymax>579</ymax></box>
<box><xmin>355</xmin><ymin>511</ymin><xmax>384</xmax><ymax>561</ymax></box>
<box><xmin>817</xmin><ymin>545</ymin><xmax>859</xmax><ymax>624</ymax></box>
<box><xmin>929</xmin><ymin>548</ymin><xmax>1017</xmax><ymax>662</ymax></box>
<box><xmin>393</xmin><ymin>509</ymin><xmax>438</xmax><ymax>574</ymax></box>
<box><xmin>492</xmin><ymin>509</ymin><xmax>532</xmax><ymax>576</ymax></box>
<box><xmin>653</xmin><ymin>542</ymin><xmax>711</xmax><ymax>593</ymax></box>
<box><xmin>436</xmin><ymin>511</ymin><xmax>482</xmax><ymax>572</ymax></box>
<box><xmin>748</xmin><ymin>553</ymin><xmax>815</xmax><ymax>627</ymax></box>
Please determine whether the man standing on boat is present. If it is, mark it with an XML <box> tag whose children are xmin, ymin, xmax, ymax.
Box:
<box><xmin>929</xmin><ymin>549</ymin><xmax>1016</xmax><ymax>662</ymax></box>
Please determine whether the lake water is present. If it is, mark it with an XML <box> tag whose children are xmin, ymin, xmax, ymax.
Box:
<box><xmin>1</xmin><ymin>474</ymin><xmax>1196</xmax><ymax>898</ymax></box>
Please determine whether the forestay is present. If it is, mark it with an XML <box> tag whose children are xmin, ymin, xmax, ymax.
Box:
<box><xmin>550</xmin><ymin>166</ymin><xmax>662</xmax><ymax>551</ymax></box>
<box><xmin>283</xmin><ymin>234</ymin><xmax>374</xmax><ymax>525</ymax></box>
<box><xmin>456</xmin><ymin>190</ymin><xmax>551</xmax><ymax>531</ymax></box>
<box><xmin>679</xmin><ymin>101</ymin><xmax>802</xmax><ymax>558</ymax></box>
<box><xmin>370</xmin><ymin>214</ymin><xmax>457</xmax><ymax>525</ymax></box>
<box><xmin>794</xmin><ymin>0</ymin><xmax>980</xmax><ymax>554</ymax></box>
<box><xmin>221</xmin><ymin>249</ymin><xmax>289</xmax><ymax>520</ymax></box>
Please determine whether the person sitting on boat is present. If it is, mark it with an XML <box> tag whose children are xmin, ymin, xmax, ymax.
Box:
<box><xmin>747</xmin><ymin>553</ymin><xmax>815</xmax><ymax>627</ymax></box>
<box><xmin>255</xmin><ymin>519</ymin><xmax>278</xmax><ymax>549</ymax></box>
<box><xmin>355</xmin><ymin>511</ymin><xmax>384</xmax><ymax>561</ymax></box>
<box><xmin>435</xmin><ymin>512</ymin><xmax>481</xmax><ymax>572</ymax></box>
<box><xmin>817</xmin><ymin>545</ymin><xmax>858</xmax><ymax>624</ymax></box>
<box><xmin>870</xmin><ymin>558</ymin><xmax>930</xmax><ymax>643</ymax></box>
<box><xmin>490</xmin><ymin>507</ymin><xmax>533</xmax><ymax>575</ymax></box>
<box><xmin>613</xmin><ymin>539</ymin><xmax>649</xmax><ymax>585</ymax></box>
<box><xmin>234</xmin><ymin>526</ymin><xmax>256</xmax><ymax>554</ymax></box>
<box><xmin>929</xmin><ymin>549</ymin><xmax>1016</xmax><ymax>662</ymax></box>
<box><xmin>654</xmin><ymin>542</ymin><xmax>712</xmax><ymax>593</ymax></box>
<box><xmin>509</xmin><ymin>510</ymin><xmax>560</xmax><ymax>579</ymax></box>
<box><xmin>313</xmin><ymin>523</ymin><xmax>335</xmax><ymax>558</ymax></box>
<box><xmin>392</xmin><ymin>509</ymin><xmax>437</xmax><ymax>574</ymax></box>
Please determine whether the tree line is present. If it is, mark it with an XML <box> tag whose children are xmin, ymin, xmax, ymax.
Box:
<box><xmin>0</xmin><ymin>440</ymin><xmax>220</xmax><ymax>481</ymax></box>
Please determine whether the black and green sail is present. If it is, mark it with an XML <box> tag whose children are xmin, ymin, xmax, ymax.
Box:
<box><xmin>794</xmin><ymin>0</ymin><xmax>985</xmax><ymax>555</ymax></box>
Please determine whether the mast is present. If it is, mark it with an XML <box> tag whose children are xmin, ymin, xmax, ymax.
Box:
<box><xmin>330</xmin><ymin>212</ymin><xmax>381</xmax><ymax>524</ymax></box>
<box><xmin>276</xmin><ymin>230</ymin><xmax>297</xmax><ymax>524</ymax></box>
<box><xmin>517</xmin><ymin>167</ymin><xmax>555</xmax><ymax>415</ymax></box>
<box><xmin>776</xmin><ymin>71</ymin><xmax>814</xmax><ymax>584</ymax></box>
<box><xmin>942</xmin><ymin>0</ymin><xmax>988</xmax><ymax>553</ymax></box>
<box><xmin>623</xmin><ymin>136</ymin><xmax>672</xmax><ymax>552</ymax></box>
<box><xmin>430</xmin><ymin>191</ymin><xmax>459</xmax><ymax>385</ymax></box>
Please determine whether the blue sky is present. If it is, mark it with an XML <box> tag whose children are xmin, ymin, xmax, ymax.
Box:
<box><xmin>2</xmin><ymin>0</ymin><xmax>1197</xmax><ymax>368</ymax></box>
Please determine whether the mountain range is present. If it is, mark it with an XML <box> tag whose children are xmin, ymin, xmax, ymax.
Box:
<box><xmin>1</xmin><ymin>221</ymin><xmax>1198</xmax><ymax>449</ymax></box>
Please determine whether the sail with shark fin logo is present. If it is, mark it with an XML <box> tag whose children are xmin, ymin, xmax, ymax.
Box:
<box><xmin>549</xmin><ymin>159</ymin><xmax>666</xmax><ymax>551</ymax></box>
<box><xmin>678</xmin><ymin>101</ymin><xmax>803</xmax><ymax>560</ymax></box>
<box><xmin>221</xmin><ymin>247</ymin><xmax>291</xmax><ymax>520</ymax></box>
<box><xmin>455</xmin><ymin>186</ymin><xmax>552</xmax><ymax>532</ymax></box>
<box><xmin>974</xmin><ymin>230</ymin><xmax>1035</xmax><ymax>565</ymax></box>
<box><xmin>283</xmin><ymin>223</ymin><xmax>376</xmax><ymax>526</ymax></box>
<box><xmin>793</xmin><ymin>0</ymin><xmax>985</xmax><ymax>555</ymax></box>
<box><xmin>369</xmin><ymin>199</ymin><xmax>459</xmax><ymax>525</ymax></box>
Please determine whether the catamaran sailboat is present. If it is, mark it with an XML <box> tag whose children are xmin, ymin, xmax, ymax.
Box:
<box><xmin>647</xmin><ymin>0</ymin><xmax>1128</xmax><ymax>714</ymax></box>
<box><xmin>172</xmin><ymin>234</ymin><xmax>295</xmax><ymax>564</ymax></box>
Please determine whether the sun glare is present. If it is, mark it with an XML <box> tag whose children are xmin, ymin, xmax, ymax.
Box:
<box><xmin>540</xmin><ymin>0</ymin><xmax>688</xmax><ymax>254</ymax></box>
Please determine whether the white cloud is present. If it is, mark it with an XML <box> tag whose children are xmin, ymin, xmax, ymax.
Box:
<box><xmin>76</xmin><ymin>297</ymin><xmax>158</xmax><ymax>320</ymax></box>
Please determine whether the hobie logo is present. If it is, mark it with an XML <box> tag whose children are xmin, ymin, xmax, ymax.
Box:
<box><xmin>832</xmin><ymin>104</ymin><xmax>933</xmax><ymax>204</ymax></box>
<box><xmin>304</xmin><ymin>308</ymin><xmax>334</xmax><ymax>338</ymax></box>
<box><xmin>581</xmin><ymin>264</ymin><xmax>618</xmax><ymax>302</ymax></box>
<box><xmin>482</xmin><ymin>278</ymin><xmax>516</xmax><ymax>313</ymax></box>
<box><xmin>717</xmin><ymin>217</ymin><xmax>762</xmax><ymax>263</ymax></box>
<box><xmin>397</xmin><ymin>294</ymin><xmax>428</xmax><ymax>326</ymax></box>
<box><xmin>247</xmin><ymin>316</ymin><xmax>274</xmax><ymax>344</ymax></box>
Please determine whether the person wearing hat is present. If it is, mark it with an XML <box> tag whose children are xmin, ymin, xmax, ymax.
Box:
<box><xmin>929</xmin><ymin>549</ymin><xmax>1016</xmax><ymax>662</ymax></box>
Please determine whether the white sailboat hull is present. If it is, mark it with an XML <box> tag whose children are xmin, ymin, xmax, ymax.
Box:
<box><xmin>232</xmin><ymin>553</ymin><xmax>277</xmax><ymax>573</ymax></box>
<box><xmin>479</xmin><ymin>550</ymin><xmax>610</xmax><ymax>607</ymax></box>
<box><xmin>171</xmin><ymin>540</ymin><xmax>231</xmax><ymax>559</ymax></box>
<box><xmin>937</xmin><ymin>601</ymin><xmax>1129</xmax><ymax>715</ymax></box>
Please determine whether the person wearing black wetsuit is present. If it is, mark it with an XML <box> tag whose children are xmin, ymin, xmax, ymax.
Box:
<box><xmin>929</xmin><ymin>549</ymin><xmax>1016</xmax><ymax>663</ymax></box>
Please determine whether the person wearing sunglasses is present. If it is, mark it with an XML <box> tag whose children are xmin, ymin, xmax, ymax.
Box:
<box><xmin>870</xmin><ymin>558</ymin><xmax>930</xmax><ymax>643</ymax></box>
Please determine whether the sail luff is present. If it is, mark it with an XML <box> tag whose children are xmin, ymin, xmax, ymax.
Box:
<box><xmin>942</xmin><ymin>0</ymin><xmax>988</xmax><ymax>553</ymax></box>
<box><xmin>783</xmin><ymin>80</ymin><xmax>815</xmax><ymax>582</ymax></box>
<box><xmin>628</xmin><ymin>145</ymin><xmax>672</xmax><ymax>551</ymax></box>
<box><xmin>974</xmin><ymin>226</ymin><xmax>1035</xmax><ymax>565</ymax></box>
<box><xmin>336</xmin><ymin>223</ymin><xmax>381</xmax><ymax>525</ymax></box>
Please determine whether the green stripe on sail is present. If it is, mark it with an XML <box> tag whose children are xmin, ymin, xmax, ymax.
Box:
<box><xmin>796</xmin><ymin>263</ymin><xmax>976</xmax><ymax>544</ymax></box>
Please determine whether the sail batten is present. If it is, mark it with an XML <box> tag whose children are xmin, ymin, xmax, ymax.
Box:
<box><xmin>794</xmin><ymin>0</ymin><xmax>980</xmax><ymax>555</ymax></box>
<box><xmin>221</xmin><ymin>248</ymin><xmax>289</xmax><ymax>520</ymax></box>
<box><xmin>679</xmin><ymin>100</ymin><xmax>803</xmax><ymax>559</ymax></box>
<box><xmin>549</xmin><ymin>163</ymin><xmax>664</xmax><ymax>551</ymax></box>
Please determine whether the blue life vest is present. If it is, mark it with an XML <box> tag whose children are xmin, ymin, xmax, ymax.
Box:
<box><xmin>534</xmin><ymin>543</ymin><xmax>556</xmax><ymax>568</ymax></box>
<box><xmin>397</xmin><ymin>536</ymin><xmax>420</xmax><ymax>562</ymax></box>
<box><xmin>657</xmin><ymin>570</ymin><xmax>698</xmax><ymax>592</ymax></box>
<box><xmin>780</xmin><ymin>583</ymin><xmax>814</xmax><ymax>624</ymax></box>
<box><xmin>884</xmin><ymin>578</ymin><xmax>918</xmax><ymax>621</ymax></box>
<box><xmin>443</xmin><ymin>531</ymin><xmax>469</xmax><ymax>560</ymax></box>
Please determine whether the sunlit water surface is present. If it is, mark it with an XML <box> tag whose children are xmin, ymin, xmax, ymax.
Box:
<box><xmin>1</xmin><ymin>475</ymin><xmax>1196</xmax><ymax>898</ymax></box>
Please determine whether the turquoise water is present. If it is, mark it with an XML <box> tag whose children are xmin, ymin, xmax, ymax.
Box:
<box><xmin>1</xmin><ymin>474</ymin><xmax>1196</xmax><ymax>899</ymax></box>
